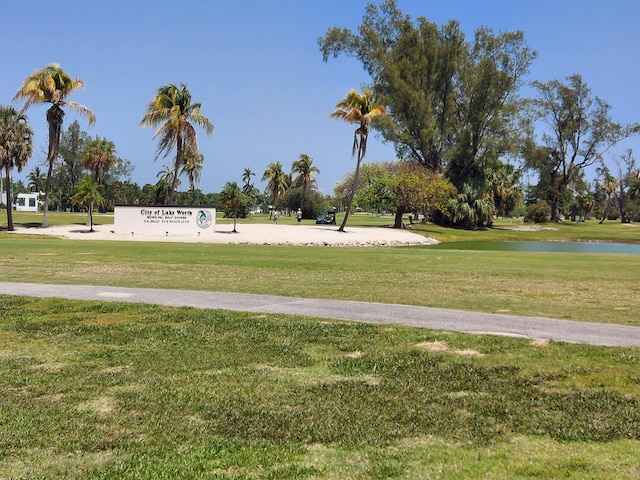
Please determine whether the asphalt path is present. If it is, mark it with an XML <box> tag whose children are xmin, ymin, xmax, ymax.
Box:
<box><xmin>1</xmin><ymin>282</ymin><xmax>639</xmax><ymax>347</ymax></box>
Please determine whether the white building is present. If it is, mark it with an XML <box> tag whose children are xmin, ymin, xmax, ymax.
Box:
<box><xmin>15</xmin><ymin>193</ymin><xmax>41</xmax><ymax>212</ymax></box>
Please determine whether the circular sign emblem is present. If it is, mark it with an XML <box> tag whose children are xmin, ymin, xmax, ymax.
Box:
<box><xmin>196</xmin><ymin>210</ymin><xmax>213</xmax><ymax>229</ymax></box>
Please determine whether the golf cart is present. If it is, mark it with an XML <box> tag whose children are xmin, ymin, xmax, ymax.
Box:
<box><xmin>315</xmin><ymin>209</ymin><xmax>336</xmax><ymax>225</ymax></box>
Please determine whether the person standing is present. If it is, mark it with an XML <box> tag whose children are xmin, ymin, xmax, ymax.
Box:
<box><xmin>296</xmin><ymin>208</ymin><xmax>302</xmax><ymax>223</ymax></box>
<box><xmin>273</xmin><ymin>210</ymin><xmax>279</xmax><ymax>224</ymax></box>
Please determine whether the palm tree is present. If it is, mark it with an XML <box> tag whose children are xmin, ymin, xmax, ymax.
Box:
<box><xmin>599</xmin><ymin>172</ymin><xmax>619</xmax><ymax>224</ymax></box>
<box><xmin>241</xmin><ymin>167</ymin><xmax>255</xmax><ymax>194</ymax></box>
<box><xmin>81</xmin><ymin>136</ymin><xmax>116</xmax><ymax>224</ymax></box>
<box><xmin>140</xmin><ymin>83</ymin><xmax>214</xmax><ymax>205</ymax></box>
<box><xmin>330</xmin><ymin>89</ymin><xmax>385</xmax><ymax>232</ymax></box>
<box><xmin>27</xmin><ymin>165</ymin><xmax>46</xmax><ymax>192</ymax></box>
<box><xmin>219</xmin><ymin>181</ymin><xmax>246</xmax><ymax>233</ymax></box>
<box><xmin>72</xmin><ymin>176</ymin><xmax>104</xmax><ymax>232</ymax></box>
<box><xmin>181</xmin><ymin>147</ymin><xmax>204</xmax><ymax>204</ymax></box>
<box><xmin>291</xmin><ymin>153</ymin><xmax>320</xmax><ymax>213</ymax></box>
<box><xmin>13</xmin><ymin>63</ymin><xmax>95</xmax><ymax>227</ymax></box>
<box><xmin>0</xmin><ymin>106</ymin><xmax>34</xmax><ymax>231</ymax></box>
<box><xmin>82</xmin><ymin>136</ymin><xmax>116</xmax><ymax>183</ymax></box>
<box><xmin>156</xmin><ymin>164</ymin><xmax>179</xmax><ymax>191</ymax></box>
<box><xmin>261</xmin><ymin>161</ymin><xmax>288</xmax><ymax>216</ymax></box>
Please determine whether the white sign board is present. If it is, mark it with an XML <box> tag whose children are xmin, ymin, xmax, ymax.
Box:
<box><xmin>114</xmin><ymin>206</ymin><xmax>216</xmax><ymax>238</ymax></box>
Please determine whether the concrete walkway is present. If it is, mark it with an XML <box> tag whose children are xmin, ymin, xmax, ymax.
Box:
<box><xmin>1</xmin><ymin>282</ymin><xmax>639</xmax><ymax>347</ymax></box>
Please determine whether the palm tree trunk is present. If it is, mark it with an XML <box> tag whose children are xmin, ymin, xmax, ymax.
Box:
<box><xmin>599</xmin><ymin>195</ymin><xmax>611</xmax><ymax>224</ymax></box>
<box><xmin>43</xmin><ymin>105</ymin><xmax>64</xmax><ymax>227</ymax></box>
<box><xmin>300</xmin><ymin>184</ymin><xmax>307</xmax><ymax>212</ymax></box>
<box><xmin>5</xmin><ymin>166</ymin><xmax>13</xmax><ymax>232</ymax></box>
<box><xmin>89</xmin><ymin>200</ymin><xmax>94</xmax><ymax>232</ymax></box>
<box><xmin>168</xmin><ymin>136</ymin><xmax>183</xmax><ymax>205</ymax></box>
<box><xmin>338</xmin><ymin>139</ymin><xmax>365</xmax><ymax>233</ymax></box>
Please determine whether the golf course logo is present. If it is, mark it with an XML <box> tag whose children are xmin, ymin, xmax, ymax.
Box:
<box><xmin>196</xmin><ymin>210</ymin><xmax>213</xmax><ymax>229</ymax></box>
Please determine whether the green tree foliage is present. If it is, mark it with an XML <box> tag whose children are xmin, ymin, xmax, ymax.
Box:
<box><xmin>219</xmin><ymin>181</ymin><xmax>249</xmax><ymax>232</ymax></box>
<box><xmin>181</xmin><ymin>148</ymin><xmax>204</xmax><ymax>205</ymax></box>
<box><xmin>27</xmin><ymin>165</ymin><xmax>46</xmax><ymax>193</ymax></box>
<box><xmin>320</xmin><ymin>0</ymin><xmax>534</xmax><ymax>175</ymax></box>
<box><xmin>484</xmin><ymin>159</ymin><xmax>522</xmax><ymax>218</ymax></box>
<box><xmin>523</xmin><ymin>74</ymin><xmax>639</xmax><ymax>222</ymax></box>
<box><xmin>82</xmin><ymin>136</ymin><xmax>117</xmax><ymax>183</ymax></box>
<box><xmin>282</xmin><ymin>187</ymin><xmax>330</xmax><ymax>220</ymax></box>
<box><xmin>13</xmin><ymin>63</ymin><xmax>95</xmax><ymax>227</ymax></box>
<box><xmin>607</xmin><ymin>150</ymin><xmax>639</xmax><ymax>223</ymax></box>
<box><xmin>338</xmin><ymin>161</ymin><xmax>456</xmax><ymax>227</ymax></box>
<box><xmin>291</xmin><ymin>153</ymin><xmax>320</xmax><ymax>212</ymax></box>
<box><xmin>140</xmin><ymin>83</ymin><xmax>214</xmax><ymax>205</ymax></box>
<box><xmin>58</xmin><ymin>120</ymin><xmax>89</xmax><ymax>192</ymax></box>
<box><xmin>389</xmin><ymin>162</ymin><xmax>457</xmax><ymax>228</ymax></box>
<box><xmin>0</xmin><ymin>105</ymin><xmax>33</xmax><ymax>230</ymax></box>
<box><xmin>524</xmin><ymin>200</ymin><xmax>551</xmax><ymax>223</ymax></box>
<box><xmin>72</xmin><ymin>176</ymin><xmax>104</xmax><ymax>232</ymax></box>
<box><xmin>330</xmin><ymin>88</ymin><xmax>385</xmax><ymax>231</ymax></box>
<box><xmin>261</xmin><ymin>161</ymin><xmax>288</xmax><ymax>214</ymax></box>
<box><xmin>319</xmin><ymin>0</ymin><xmax>536</xmax><ymax>229</ymax></box>
<box><xmin>446</xmin><ymin>182</ymin><xmax>495</xmax><ymax>229</ymax></box>
<box><xmin>353</xmin><ymin>162</ymin><xmax>395</xmax><ymax>214</ymax></box>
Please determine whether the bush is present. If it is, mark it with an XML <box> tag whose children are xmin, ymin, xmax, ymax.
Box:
<box><xmin>524</xmin><ymin>200</ymin><xmax>551</xmax><ymax>223</ymax></box>
<box><xmin>282</xmin><ymin>188</ymin><xmax>331</xmax><ymax>219</ymax></box>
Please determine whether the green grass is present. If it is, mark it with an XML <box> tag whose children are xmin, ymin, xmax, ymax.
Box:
<box><xmin>2</xmin><ymin>211</ymin><xmax>640</xmax><ymax>477</ymax></box>
<box><xmin>1</xmin><ymin>296</ymin><xmax>640</xmax><ymax>479</ymax></box>
<box><xmin>1</xmin><ymin>229</ymin><xmax>638</xmax><ymax>325</ymax></box>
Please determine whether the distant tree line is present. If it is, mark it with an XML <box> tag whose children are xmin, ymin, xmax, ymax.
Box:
<box><xmin>3</xmin><ymin>2</ymin><xmax>640</xmax><ymax>231</ymax></box>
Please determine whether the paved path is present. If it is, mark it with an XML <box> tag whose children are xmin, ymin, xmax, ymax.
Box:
<box><xmin>1</xmin><ymin>282</ymin><xmax>639</xmax><ymax>347</ymax></box>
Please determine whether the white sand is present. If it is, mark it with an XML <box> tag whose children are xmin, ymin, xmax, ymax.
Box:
<box><xmin>11</xmin><ymin>223</ymin><xmax>438</xmax><ymax>247</ymax></box>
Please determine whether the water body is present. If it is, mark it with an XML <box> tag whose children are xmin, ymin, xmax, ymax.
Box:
<box><xmin>427</xmin><ymin>240</ymin><xmax>640</xmax><ymax>255</ymax></box>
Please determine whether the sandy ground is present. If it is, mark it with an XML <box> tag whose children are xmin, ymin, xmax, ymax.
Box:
<box><xmin>10</xmin><ymin>222</ymin><xmax>438</xmax><ymax>247</ymax></box>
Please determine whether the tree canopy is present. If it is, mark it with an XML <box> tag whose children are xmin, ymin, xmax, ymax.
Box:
<box><xmin>320</xmin><ymin>0</ymin><xmax>535</xmax><ymax>228</ymax></box>
<box><xmin>523</xmin><ymin>74</ymin><xmax>640</xmax><ymax>222</ymax></box>
<box><xmin>13</xmin><ymin>63</ymin><xmax>95</xmax><ymax>226</ymax></box>
<box><xmin>320</xmin><ymin>0</ymin><xmax>535</xmax><ymax>179</ymax></box>
<box><xmin>140</xmin><ymin>83</ymin><xmax>214</xmax><ymax>205</ymax></box>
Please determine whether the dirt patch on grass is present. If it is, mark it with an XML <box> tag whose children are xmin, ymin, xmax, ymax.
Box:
<box><xmin>417</xmin><ymin>341</ymin><xmax>485</xmax><ymax>357</ymax></box>
<box><xmin>502</xmin><ymin>225</ymin><xmax>559</xmax><ymax>232</ymax></box>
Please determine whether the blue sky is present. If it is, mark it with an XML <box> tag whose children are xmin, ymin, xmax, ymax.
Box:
<box><xmin>2</xmin><ymin>0</ymin><xmax>639</xmax><ymax>194</ymax></box>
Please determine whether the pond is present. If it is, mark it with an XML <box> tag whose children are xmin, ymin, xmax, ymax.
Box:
<box><xmin>427</xmin><ymin>240</ymin><xmax>640</xmax><ymax>255</ymax></box>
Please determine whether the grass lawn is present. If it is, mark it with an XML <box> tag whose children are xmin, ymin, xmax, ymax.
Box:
<box><xmin>1</xmin><ymin>211</ymin><xmax>640</xmax><ymax>478</ymax></box>
<box><xmin>2</xmin><ymin>296</ymin><xmax>640</xmax><ymax>479</ymax></box>
<box><xmin>1</xmin><ymin>212</ymin><xmax>638</xmax><ymax>326</ymax></box>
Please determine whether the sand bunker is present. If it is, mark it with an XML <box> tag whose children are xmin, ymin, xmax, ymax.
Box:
<box><xmin>11</xmin><ymin>223</ymin><xmax>438</xmax><ymax>247</ymax></box>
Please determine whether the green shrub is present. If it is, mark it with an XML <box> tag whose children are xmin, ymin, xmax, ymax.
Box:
<box><xmin>524</xmin><ymin>200</ymin><xmax>551</xmax><ymax>223</ymax></box>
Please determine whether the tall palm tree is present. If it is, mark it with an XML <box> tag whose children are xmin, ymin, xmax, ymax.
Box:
<box><xmin>140</xmin><ymin>83</ymin><xmax>214</xmax><ymax>205</ymax></box>
<box><xmin>27</xmin><ymin>165</ymin><xmax>46</xmax><ymax>192</ymax></box>
<box><xmin>13</xmin><ymin>63</ymin><xmax>95</xmax><ymax>227</ymax></box>
<box><xmin>241</xmin><ymin>167</ymin><xmax>255</xmax><ymax>194</ymax></box>
<box><xmin>291</xmin><ymin>153</ymin><xmax>320</xmax><ymax>212</ymax></box>
<box><xmin>72</xmin><ymin>176</ymin><xmax>104</xmax><ymax>232</ymax></box>
<box><xmin>0</xmin><ymin>106</ymin><xmax>34</xmax><ymax>231</ymax></box>
<box><xmin>330</xmin><ymin>89</ymin><xmax>385</xmax><ymax>232</ymax></box>
<box><xmin>219</xmin><ymin>181</ymin><xmax>246</xmax><ymax>233</ymax></box>
<box><xmin>181</xmin><ymin>147</ymin><xmax>204</xmax><ymax>204</ymax></box>
<box><xmin>261</xmin><ymin>161</ymin><xmax>288</xmax><ymax>216</ymax></box>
